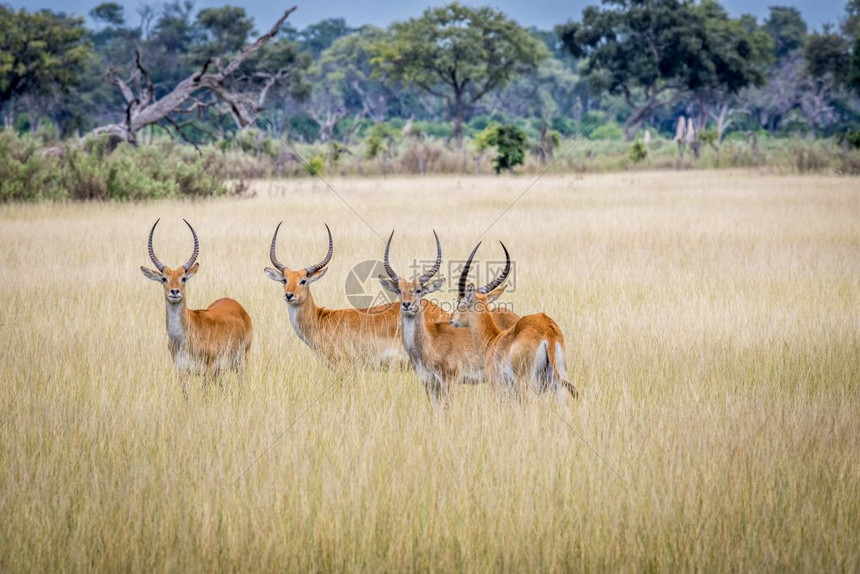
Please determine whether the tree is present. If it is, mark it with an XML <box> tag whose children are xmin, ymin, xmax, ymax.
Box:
<box><xmin>763</xmin><ymin>6</ymin><xmax>808</xmax><ymax>59</ymax></box>
<box><xmin>298</xmin><ymin>27</ymin><xmax>390</xmax><ymax>144</ymax></box>
<box><xmin>805</xmin><ymin>28</ymin><xmax>851</xmax><ymax>84</ymax></box>
<box><xmin>558</xmin><ymin>0</ymin><xmax>770</xmax><ymax>140</ymax></box>
<box><xmin>852</xmin><ymin>35</ymin><xmax>860</xmax><ymax>94</ymax></box>
<box><xmin>297</xmin><ymin>18</ymin><xmax>355</xmax><ymax>57</ymax></box>
<box><xmin>739</xmin><ymin>51</ymin><xmax>804</xmax><ymax>132</ymax></box>
<box><xmin>0</xmin><ymin>7</ymin><xmax>92</xmax><ymax>125</ymax></box>
<box><xmin>90</xmin><ymin>7</ymin><xmax>303</xmax><ymax>144</ymax></box>
<box><xmin>559</xmin><ymin>0</ymin><xmax>693</xmax><ymax>140</ymax></box>
<box><xmin>90</xmin><ymin>2</ymin><xmax>125</xmax><ymax>28</ymax></box>
<box><xmin>318</xmin><ymin>28</ymin><xmax>393</xmax><ymax>123</ymax></box>
<box><xmin>370</xmin><ymin>2</ymin><xmax>547</xmax><ymax>149</ymax></box>
<box><xmin>479</xmin><ymin>55</ymin><xmax>582</xmax><ymax>126</ymax></box>
<box><xmin>847</xmin><ymin>1</ymin><xmax>860</xmax><ymax>93</ymax></box>
<box><xmin>193</xmin><ymin>6</ymin><xmax>256</xmax><ymax>60</ymax></box>
<box><xmin>801</xmin><ymin>28</ymin><xmax>851</xmax><ymax>133</ymax></box>
<box><xmin>688</xmin><ymin>4</ymin><xmax>772</xmax><ymax>140</ymax></box>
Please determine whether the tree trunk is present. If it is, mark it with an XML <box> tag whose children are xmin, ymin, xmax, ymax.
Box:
<box><xmin>623</xmin><ymin>102</ymin><xmax>655</xmax><ymax>141</ymax></box>
<box><xmin>454</xmin><ymin>89</ymin><xmax>464</xmax><ymax>151</ymax></box>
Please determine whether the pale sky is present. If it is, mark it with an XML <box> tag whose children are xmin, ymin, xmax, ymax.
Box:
<box><xmin>4</xmin><ymin>0</ymin><xmax>847</xmax><ymax>32</ymax></box>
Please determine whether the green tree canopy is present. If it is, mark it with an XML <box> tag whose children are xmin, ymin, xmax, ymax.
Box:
<box><xmin>763</xmin><ymin>6</ymin><xmax>808</xmax><ymax>59</ymax></box>
<box><xmin>805</xmin><ymin>28</ymin><xmax>851</xmax><ymax>84</ymax></box>
<box><xmin>370</xmin><ymin>2</ymin><xmax>547</xmax><ymax>149</ymax></box>
<box><xmin>194</xmin><ymin>6</ymin><xmax>256</xmax><ymax>58</ymax></box>
<box><xmin>312</xmin><ymin>28</ymin><xmax>392</xmax><ymax>125</ymax></box>
<box><xmin>298</xmin><ymin>18</ymin><xmax>355</xmax><ymax>57</ymax></box>
<box><xmin>0</xmin><ymin>7</ymin><xmax>91</xmax><ymax>106</ymax></box>
<box><xmin>89</xmin><ymin>2</ymin><xmax>125</xmax><ymax>28</ymax></box>
<box><xmin>558</xmin><ymin>0</ymin><xmax>771</xmax><ymax>139</ymax></box>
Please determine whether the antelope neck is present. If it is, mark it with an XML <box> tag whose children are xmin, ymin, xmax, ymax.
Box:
<box><xmin>470</xmin><ymin>308</ymin><xmax>501</xmax><ymax>357</ymax></box>
<box><xmin>400</xmin><ymin>305</ymin><xmax>430</xmax><ymax>362</ymax></box>
<box><xmin>288</xmin><ymin>288</ymin><xmax>319</xmax><ymax>347</ymax></box>
<box><xmin>165</xmin><ymin>298</ymin><xmax>188</xmax><ymax>349</ymax></box>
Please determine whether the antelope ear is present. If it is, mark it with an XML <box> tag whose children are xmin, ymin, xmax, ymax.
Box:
<box><xmin>265</xmin><ymin>267</ymin><xmax>286</xmax><ymax>283</ymax></box>
<box><xmin>486</xmin><ymin>283</ymin><xmax>508</xmax><ymax>304</ymax></box>
<box><xmin>184</xmin><ymin>262</ymin><xmax>200</xmax><ymax>278</ymax></box>
<box><xmin>140</xmin><ymin>266</ymin><xmax>163</xmax><ymax>282</ymax></box>
<box><xmin>306</xmin><ymin>267</ymin><xmax>328</xmax><ymax>283</ymax></box>
<box><xmin>378</xmin><ymin>275</ymin><xmax>400</xmax><ymax>295</ymax></box>
<box><xmin>423</xmin><ymin>277</ymin><xmax>445</xmax><ymax>295</ymax></box>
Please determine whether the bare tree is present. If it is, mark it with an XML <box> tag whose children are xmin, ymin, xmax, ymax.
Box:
<box><xmin>740</xmin><ymin>51</ymin><xmax>804</xmax><ymax>132</ymax></box>
<box><xmin>90</xmin><ymin>7</ymin><xmax>298</xmax><ymax>145</ymax></box>
<box><xmin>707</xmin><ymin>100</ymin><xmax>737</xmax><ymax>142</ymax></box>
<box><xmin>799</xmin><ymin>81</ymin><xmax>834</xmax><ymax>135</ymax></box>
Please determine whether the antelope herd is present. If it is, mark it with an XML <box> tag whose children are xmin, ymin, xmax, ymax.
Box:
<box><xmin>142</xmin><ymin>220</ymin><xmax>577</xmax><ymax>406</ymax></box>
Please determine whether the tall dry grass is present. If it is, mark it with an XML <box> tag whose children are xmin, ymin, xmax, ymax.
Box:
<box><xmin>1</xmin><ymin>171</ymin><xmax>858</xmax><ymax>572</ymax></box>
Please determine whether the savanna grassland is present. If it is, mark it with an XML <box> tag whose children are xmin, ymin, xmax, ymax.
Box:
<box><xmin>1</xmin><ymin>171</ymin><xmax>858</xmax><ymax>572</ymax></box>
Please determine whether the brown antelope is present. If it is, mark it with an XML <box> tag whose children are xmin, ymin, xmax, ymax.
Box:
<box><xmin>450</xmin><ymin>242</ymin><xmax>578</xmax><ymax>403</ymax></box>
<box><xmin>378</xmin><ymin>231</ymin><xmax>519</xmax><ymax>406</ymax></box>
<box><xmin>263</xmin><ymin>222</ymin><xmax>450</xmax><ymax>366</ymax></box>
<box><xmin>140</xmin><ymin>219</ymin><xmax>253</xmax><ymax>382</ymax></box>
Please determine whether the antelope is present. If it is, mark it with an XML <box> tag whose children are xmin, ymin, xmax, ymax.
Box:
<box><xmin>378</xmin><ymin>231</ymin><xmax>519</xmax><ymax>405</ymax></box>
<box><xmin>450</xmin><ymin>242</ymin><xmax>578</xmax><ymax>403</ymax></box>
<box><xmin>140</xmin><ymin>219</ymin><xmax>253</xmax><ymax>382</ymax></box>
<box><xmin>263</xmin><ymin>222</ymin><xmax>450</xmax><ymax>366</ymax></box>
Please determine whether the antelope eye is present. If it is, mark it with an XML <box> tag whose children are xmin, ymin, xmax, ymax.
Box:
<box><xmin>160</xmin><ymin>277</ymin><xmax>168</xmax><ymax>283</ymax></box>
<box><xmin>181</xmin><ymin>277</ymin><xmax>187</xmax><ymax>283</ymax></box>
<box><xmin>299</xmin><ymin>279</ymin><xmax>307</xmax><ymax>285</ymax></box>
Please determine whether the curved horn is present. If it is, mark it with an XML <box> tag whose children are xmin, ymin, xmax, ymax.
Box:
<box><xmin>417</xmin><ymin>230</ymin><xmax>442</xmax><ymax>285</ymax></box>
<box><xmin>478</xmin><ymin>241</ymin><xmax>510</xmax><ymax>294</ymax></box>
<box><xmin>182</xmin><ymin>219</ymin><xmax>199</xmax><ymax>271</ymax></box>
<box><xmin>147</xmin><ymin>218</ymin><xmax>166</xmax><ymax>272</ymax></box>
<box><xmin>269</xmin><ymin>221</ymin><xmax>286</xmax><ymax>272</ymax></box>
<box><xmin>305</xmin><ymin>223</ymin><xmax>333</xmax><ymax>275</ymax></box>
<box><xmin>383</xmin><ymin>230</ymin><xmax>399</xmax><ymax>282</ymax></box>
<box><xmin>458</xmin><ymin>242</ymin><xmax>482</xmax><ymax>298</ymax></box>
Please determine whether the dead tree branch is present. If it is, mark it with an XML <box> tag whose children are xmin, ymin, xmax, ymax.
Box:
<box><xmin>90</xmin><ymin>6</ymin><xmax>298</xmax><ymax>144</ymax></box>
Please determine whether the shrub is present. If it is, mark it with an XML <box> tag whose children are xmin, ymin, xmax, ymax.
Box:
<box><xmin>587</xmin><ymin>121</ymin><xmax>623</xmax><ymax>141</ymax></box>
<box><xmin>305</xmin><ymin>154</ymin><xmax>326</xmax><ymax>176</ymax></box>
<box><xmin>0</xmin><ymin>132</ymin><xmax>62</xmax><ymax>201</ymax></box>
<box><xmin>839</xmin><ymin>130</ymin><xmax>860</xmax><ymax>150</ymax></box>
<box><xmin>629</xmin><ymin>141</ymin><xmax>648</xmax><ymax>163</ymax></box>
<box><xmin>795</xmin><ymin>146</ymin><xmax>830</xmax><ymax>173</ymax></box>
<box><xmin>699</xmin><ymin>129</ymin><xmax>719</xmax><ymax>149</ymax></box>
<box><xmin>0</xmin><ymin>130</ymin><xmax>228</xmax><ymax>202</ymax></box>
<box><xmin>419</xmin><ymin>121</ymin><xmax>453</xmax><ymax>139</ymax></box>
<box><xmin>551</xmin><ymin>116</ymin><xmax>577</xmax><ymax>136</ymax></box>
<box><xmin>219</xmin><ymin>128</ymin><xmax>279</xmax><ymax>158</ymax></box>
<box><xmin>364</xmin><ymin>123</ymin><xmax>401</xmax><ymax>159</ymax></box>
<box><xmin>475</xmin><ymin>124</ymin><xmax>528</xmax><ymax>174</ymax></box>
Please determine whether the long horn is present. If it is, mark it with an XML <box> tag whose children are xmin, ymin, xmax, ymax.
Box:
<box><xmin>459</xmin><ymin>242</ymin><xmax>482</xmax><ymax>298</ymax></box>
<box><xmin>382</xmin><ymin>230</ymin><xmax>399</xmax><ymax>282</ymax></box>
<box><xmin>417</xmin><ymin>230</ymin><xmax>442</xmax><ymax>285</ymax></box>
<box><xmin>478</xmin><ymin>241</ymin><xmax>510</xmax><ymax>294</ymax></box>
<box><xmin>182</xmin><ymin>219</ymin><xmax>199</xmax><ymax>271</ymax></box>
<box><xmin>305</xmin><ymin>223</ymin><xmax>333</xmax><ymax>275</ymax></box>
<box><xmin>147</xmin><ymin>218</ymin><xmax>166</xmax><ymax>271</ymax></box>
<box><xmin>269</xmin><ymin>221</ymin><xmax>286</xmax><ymax>272</ymax></box>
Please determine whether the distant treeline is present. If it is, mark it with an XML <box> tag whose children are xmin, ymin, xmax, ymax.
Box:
<box><xmin>1</xmin><ymin>0</ymin><xmax>859</xmax><ymax>148</ymax></box>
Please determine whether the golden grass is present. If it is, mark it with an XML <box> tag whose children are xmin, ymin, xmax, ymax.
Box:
<box><xmin>1</xmin><ymin>170</ymin><xmax>858</xmax><ymax>572</ymax></box>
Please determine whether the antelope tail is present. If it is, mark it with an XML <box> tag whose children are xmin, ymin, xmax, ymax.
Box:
<box><xmin>544</xmin><ymin>340</ymin><xmax>578</xmax><ymax>399</ymax></box>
